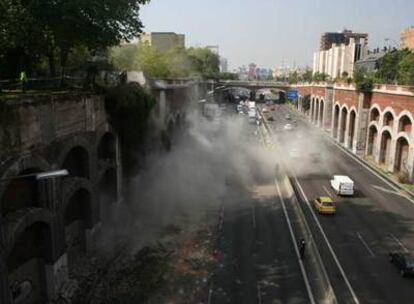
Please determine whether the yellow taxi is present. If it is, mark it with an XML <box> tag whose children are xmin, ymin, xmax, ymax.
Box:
<box><xmin>314</xmin><ymin>196</ymin><xmax>336</xmax><ymax>215</ymax></box>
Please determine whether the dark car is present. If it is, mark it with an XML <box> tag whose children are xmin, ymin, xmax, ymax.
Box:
<box><xmin>389</xmin><ymin>252</ymin><xmax>414</xmax><ymax>277</ymax></box>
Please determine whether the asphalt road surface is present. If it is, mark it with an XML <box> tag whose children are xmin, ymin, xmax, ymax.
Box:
<box><xmin>210</xmin><ymin>112</ymin><xmax>309</xmax><ymax>304</ymax></box>
<box><xmin>265</xmin><ymin>104</ymin><xmax>414</xmax><ymax>304</ymax></box>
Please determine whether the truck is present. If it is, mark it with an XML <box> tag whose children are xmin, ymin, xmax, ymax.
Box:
<box><xmin>330</xmin><ymin>175</ymin><xmax>354</xmax><ymax>196</ymax></box>
<box><xmin>248</xmin><ymin>108</ymin><xmax>257</xmax><ymax>124</ymax></box>
<box><xmin>248</xmin><ymin>101</ymin><xmax>256</xmax><ymax>110</ymax></box>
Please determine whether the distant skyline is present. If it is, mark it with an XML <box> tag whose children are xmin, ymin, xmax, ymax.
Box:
<box><xmin>140</xmin><ymin>0</ymin><xmax>414</xmax><ymax>70</ymax></box>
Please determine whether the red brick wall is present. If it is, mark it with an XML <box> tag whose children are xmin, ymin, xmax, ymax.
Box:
<box><xmin>296</xmin><ymin>85</ymin><xmax>414</xmax><ymax>118</ymax></box>
<box><xmin>297</xmin><ymin>87</ymin><xmax>312</xmax><ymax>96</ymax></box>
<box><xmin>370</xmin><ymin>93</ymin><xmax>414</xmax><ymax>116</ymax></box>
<box><xmin>334</xmin><ymin>89</ymin><xmax>359</xmax><ymax>109</ymax></box>
<box><xmin>312</xmin><ymin>87</ymin><xmax>326</xmax><ymax>97</ymax></box>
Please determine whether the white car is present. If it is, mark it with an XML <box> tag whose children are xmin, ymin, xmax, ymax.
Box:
<box><xmin>289</xmin><ymin>148</ymin><xmax>301</xmax><ymax>158</ymax></box>
<box><xmin>330</xmin><ymin>175</ymin><xmax>354</xmax><ymax>196</ymax></box>
<box><xmin>284</xmin><ymin>124</ymin><xmax>294</xmax><ymax>131</ymax></box>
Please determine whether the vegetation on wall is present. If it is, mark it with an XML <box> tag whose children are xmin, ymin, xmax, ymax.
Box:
<box><xmin>105</xmin><ymin>83</ymin><xmax>155</xmax><ymax>177</ymax></box>
<box><xmin>354</xmin><ymin>49</ymin><xmax>414</xmax><ymax>86</ymax></box>
<box><xmin>353</xmin><ymin>69</ymin><xmax>374</xmax><ymax>93</ymax></box>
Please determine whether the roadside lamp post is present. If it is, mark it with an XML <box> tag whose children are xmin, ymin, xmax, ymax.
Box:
<box><xmin>0</xmin><ymin>169</ymin><xmax>69</xmax><ymax>212</ymax></box>
<box><xmin>0</xmin><ymin>169</ymin><xmax>69</xmax><ymax>183</ymax></box>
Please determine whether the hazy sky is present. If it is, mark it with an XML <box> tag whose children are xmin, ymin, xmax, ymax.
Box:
<box><xmin>140</xmin><ymin>0</ymin><xmax>414</xmax><ymax>70</ymax></box>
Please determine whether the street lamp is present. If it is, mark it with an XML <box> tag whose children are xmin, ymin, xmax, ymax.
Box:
<box><xmin>36</xmin><ymin>170</ymin><xmax>69</xmax><ymax>180</ymax></box>
<box><xmin>0</xmin><ymin>169</ymin><xmax>69</xmax><ymax>183</ymax></box>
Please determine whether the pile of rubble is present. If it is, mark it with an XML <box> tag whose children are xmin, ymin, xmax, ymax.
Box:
<box><xmin>67</xmin><ymin>219</ymin><xmax>220</xmax><ymax>304</ymax></box>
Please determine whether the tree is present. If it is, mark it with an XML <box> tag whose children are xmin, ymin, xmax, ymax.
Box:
<box><xmin>134</xmin><ymin>44</ymin><xmax>170</xmax><ymax>78</ymax></box>
<box><xmin>288</xmin><ymin>71</ymin><xmax>299</xmax><ymax>84</ymax></box>
<box><xmin>110</xmin><ymin>44</ymin><xmax>140</xmax><ymax>71</ymax></box>
<box><xmin>398</xmin><ymin>52</ymin><xmax>414</xmax><ymax>85</ymax></box>
<box><xmin>354</xmin><ymin>69</ymin><xmax>373</xmax><ymax>92</ymax></box>
<box><xmin>375</xmin><ymin>49</ymin><xmax>410</xmax><ymax>84</ymax></box>
<box><xmin>302</xmin><ymin>70</ymin><xmax>313</xmax><ymax>83</ymax></box>
<box><xmin>0</xmin><ymin>0</ymin><xmax>149</xmax><ymax>79</ymax></box>
<box><xmin>164</xmin><ymin>46</ymin><xmax>191</xmax><ymax>77</ymax></box>
<box><xmin>187</xmin><ymin>47</ymin><xmax>220</xmax><ymax>78</ymax></box>
<box><xmin>313</xmin><ymin>72</ymin><xmax>329</xmax><ymax>83</ymax></box>
<box><xmin>219</xmin><ymin>72</ymin><xmax>239</xmax><ymax>80</ymax></box>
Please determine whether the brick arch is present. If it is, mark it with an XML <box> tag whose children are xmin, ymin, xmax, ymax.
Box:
<box><xmin>0</xmin><ymin>154</ymin><xmax>51</xmax><ymax>182</ymax></box>
<box><xmin>394</xmin><ymin>135</ymin><xmax>410</xmax><ymax>174</ymax></box>
<box><xmin>97</xmin><ymin>132</ymin><xmax>117</xmax><ymax>162</ymax></box>
<box><xmin>4</xmin><ymin>208</ymin><xmax>54</xmax><ymax>259</ymax></box>
<box><xmin>314</xmin><ymin>97</ymin><xmax>320</xmax><ymax>124</ymax></box>
<box><xmin>96</xmin><ymin>128</ymin><xmax>117</xmax><ymax>154</ymax></box>
<box><xmin>57</xmin><ymin>135</ymin><xmax>93</xmax><ymax>169</ymax></box>
<box><xmin>348</xmin><ymin>109</ymin><xmax>357</xmax><ymax>149</ymax></box>
<box><xmin>319</xmin><ymin>98</ymin><xmax>325</xmax><ymax>127</ymax></box>
<box><xmin>381</xmin><ymin>106</ymin><xmax>397</xmax><ymax>128</ymax></box>
<box><xmin>339</xmin><ymin>105</ymin><xmax>349</xmax><ymax>143</ymax></box>
<box><xmin>379</xmin><ymin>129</ymin><xmax>393</xmax><ymax>165</ymax></box>
<box><xmin>368</xmin><ymin>120</ymin><xmax>379</xmax><ymax>129</ymax></box>
<box><xmin>369</xmin><ymin>105</ymin><xmax>381</xmax><ymax>123</ymax></box>
<box><xmin>367</xmin><ymin>124</ymin><xmax>379</xmax><ymax>156</ymax></box>
<box><xmin>397</xmin><ymin>110</ymin><xmax>414</xmax><ymax>135</ymax></box>
<box><xmin>62</xmin><ymin>178</ymin><xmax>94</xmax><ymax>227</ymax></box>
<box><xmin>333</xmin><ymin>103</ymin><xmax>341</xmax><ymax>138</ymax></box>
<box><xmin>0</xmin><ymin>155</ymin><xmax>51</xmax><ymax>219</ymax></box>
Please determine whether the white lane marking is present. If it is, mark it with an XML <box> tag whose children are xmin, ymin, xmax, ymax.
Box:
<box><xmin>371</xmin><ymin>185</ymin><xmax>406</xmax><ymax>198</ymax></box>
<box><xmin>323</xmin><ymin>185</ymin><xmax>333</xmax><ymax>197</ymax></box>
<box><xmin>389</xmin><ymin>234</ymin><xmax>409</xmax><ymax>253</ymax></box>
<box><xmin>275</xmin><ymin>178</ymin><xmax>316</xmax><ymax>304</ymax></box>
<box><xmin>293</xmin><ymin>176</ymin><xmax>360</xmax><ymax>304</ymax></box>
<box><xmin>322</xmin><ymin>127</ymin><xmax>414</xmax><ymax>206</ymax></box>
<box><xmin>207</xmin><ymin>281</ymin><xmax>213</xmax><ymax>304</ymax></box>
<box><xmin>251</xmin><ymin>205</ymin><xmax>256</xmax><ymax>229</ymax></box>
<box><xmin>257</xmin><ymin>281</ymin><xmax>262</xmax><ymax>304</ymax></box>
<box><xmin>356</xmin><ymin>232</ymin><xmax>375</xmax><ymax>257</ymax></box>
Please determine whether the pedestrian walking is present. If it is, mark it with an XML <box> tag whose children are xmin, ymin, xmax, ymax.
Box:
<box><xmin>299</xmin><ymin>238</ymin><xmax>306</xmax><ymax>259</ymax></box>
<box><xmin>20</xmin><ymin>71</ymin><xmax>27</xmax><ymax>93</ymax></box>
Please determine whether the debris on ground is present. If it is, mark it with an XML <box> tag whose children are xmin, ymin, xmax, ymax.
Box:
<box><xmin>70</xmin><ymin>218</ymin><xmax>220</xmax><ymax>304</ymax></box>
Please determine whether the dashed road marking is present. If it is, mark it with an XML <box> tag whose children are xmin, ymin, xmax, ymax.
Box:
<box><xmin>356</xmin><ymin>232</ymin><xmax>375</xmax><ymax>257</ymax></box>
<box><xmin>389</xmin><ymin>234</ymin><xmax>409</xmax><ymax>253</ymax></box>
<box><xmin>323</xmin><ymin>185</ymin><xmax>333</xmax><ymax>197</ymax></box>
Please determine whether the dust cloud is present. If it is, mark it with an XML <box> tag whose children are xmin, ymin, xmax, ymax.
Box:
<box><xmin>126</xmin><ymin>105</ymin><xmax>276</xmax><ymax>251</ymax></box>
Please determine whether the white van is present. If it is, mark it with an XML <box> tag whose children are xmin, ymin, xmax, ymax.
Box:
<box><xmin>330</xmin><ymin>175</ymin><xmax>354</xmax><ymax>196</ymax></box>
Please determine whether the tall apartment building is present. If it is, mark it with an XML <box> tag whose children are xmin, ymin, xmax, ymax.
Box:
<box><xmin>401</xmin><ymin>27</ymin><xmax>414</xmax><ymax>50</ymax></box>
<box><xmin>320</xmin><ymin>30</ymin><xmax>368</xmax><ymax>51</ymax></box>
<box><xmin>313</xmin><ymin>30</ymin><xmax>368</xmax><ymax>79</ymax></box>
<box><xmin>140</xmin><ymin>32</ymin><xmax>185</xmax><ymax>53</ymax></box>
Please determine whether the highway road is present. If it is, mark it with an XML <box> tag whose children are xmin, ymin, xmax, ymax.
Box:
<box><xmin>209</xmin><ymin>110</ymin><xmax>310</xmax><ymax>304</ymax></box>
<box><xmin>265</xmin><ymin>104</ymin><xmax>414</xmax><ymax>304</ymax></box>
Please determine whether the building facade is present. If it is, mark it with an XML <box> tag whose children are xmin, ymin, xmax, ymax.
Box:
<box><xmin>296</xmin><ymin>83</ymin><xmax>414</xmax><ymax>182</ymax></box>
<box><xmin>401</xmin><ymin>27</ymin><xmax>414</xmax><ymax>50</ymax></box>
<box><xmin>313</xmin><ymin>30</ymin><xmax>369</xmax><ymax>79</ymax></box>
<box><xmin>140</xmin><ymin>32</ymin><xmax>185</xmax><ymax>53</ymax></box>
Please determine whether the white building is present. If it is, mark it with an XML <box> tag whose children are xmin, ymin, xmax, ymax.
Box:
<box><xmin>313</xmin><ymin>37</ymin><xmax>368</xmax><ymax>79</ymax></box>
<box><xmin>220</xmin><ymin>58</ymin><xmax>228</xmax><ymax>73</ymax></box>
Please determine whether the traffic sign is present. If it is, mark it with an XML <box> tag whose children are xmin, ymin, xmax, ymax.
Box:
<box><xmin>287</xmin><ymin>90</ymin><xmax>298</xmax><ymax>101</ymax></box>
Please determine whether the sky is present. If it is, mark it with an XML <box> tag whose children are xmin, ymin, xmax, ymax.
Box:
<box><xmin>140</xmin><ymin>0</ymin><xmax>414</xmax><ymax>70</ymax></box>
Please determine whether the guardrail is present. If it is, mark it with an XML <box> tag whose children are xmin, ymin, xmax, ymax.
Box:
<box><xmin>0</xmin><ymin>76</ymin><xmax>85</xmax><ymax>92</ymax></box>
